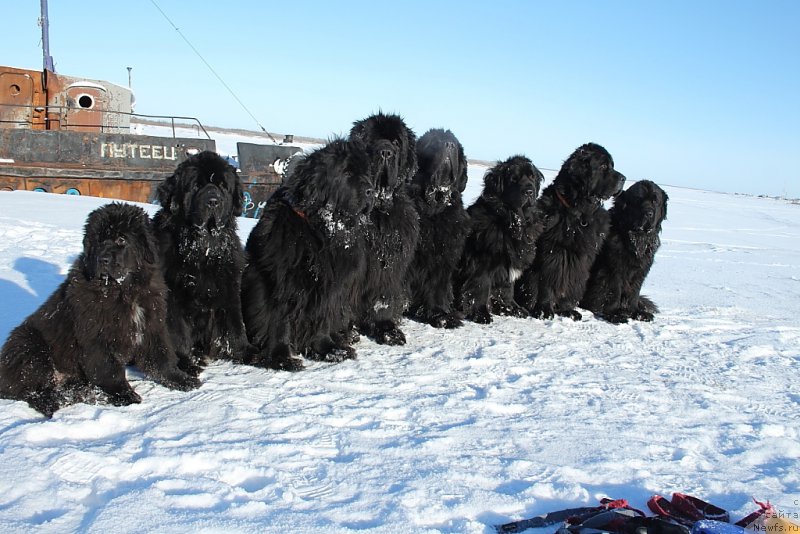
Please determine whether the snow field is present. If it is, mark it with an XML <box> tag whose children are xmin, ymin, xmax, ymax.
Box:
<box><xmin>0</xmin><ymin>181</ymin><xmax>798</xmax><ymax>533</ymax></box>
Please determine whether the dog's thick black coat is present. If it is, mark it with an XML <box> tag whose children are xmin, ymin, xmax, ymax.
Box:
<box><xmin>349</xmin><ymin>112</ymin><xmax>420</xmax><ymax>345</ymax></box>
<box><xmin>515</xmin><ymin>143</ymin><xmax>626</xmax><ymax>320</ymax></box>
<box><xmin>405</xmin><ymin>128</ymin><xmax>470</xmax><ymax>328</ymax></box>
<box><xmin>581</xmin><ymin>180</ymin><xmax>668</xmax><ymax>323</ymax></box>
<box><xmin>455</xmin><ymin>155</ymin><xmax>545</xmax><ymax>324</ymax></box>
<box><xmin>242</xmin><ymin>137</ymin><xmax>375</xmax><ymax>370</ymax></box>
<box><xmin>0</xmin><ymin>203</ymin><xmax>198</xmax><ymax>417</ymax></box>
<box><xmin>152</xmin><ymin>151</ymin><xmax>251</xmax><ymax>373</ymax></box>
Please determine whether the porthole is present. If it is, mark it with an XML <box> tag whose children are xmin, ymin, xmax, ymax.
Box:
<box><xmin>65</xmin><ymin>188</ymin><xmax>81</xmax><ymax>195</ymax></box>
<box><xmin>77</xmin><ymin>94</ymin><xmax>94</xmax><ymax>109</ymax></box>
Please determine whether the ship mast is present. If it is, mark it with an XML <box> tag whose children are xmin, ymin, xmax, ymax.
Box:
<box><xmin>40</xmin><ymin>0</ymin><xmax>55</xmax><ymax>72</ymax></box>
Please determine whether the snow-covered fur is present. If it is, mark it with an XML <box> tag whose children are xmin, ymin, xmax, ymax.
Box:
<box><xmin>455</xmin><ymin>155</ymin><xmax>545</xmax><ymax>324</ymax></box>
<box><xmin>0</xmin><ymin>203</ymin><xmax>198</xmax><ymax>417</ymax></box>
<box><xmin>405</xmin><ymin>128</ymin><xmax>470</xmax><ymax>328</ymax></box>
<box><xmin>349</xmin><ymin>112</ymin><xmax>420</xmax><ymax>345</ymax></box>
<box><xmin>152</xmin><ymin>151</ymin><xmax>252</xmax><ymax>374</ymax></box>
<box><xmin>242</xmin><ymin>137</ymin><xmax>375</xmax><ymax>370</ymax></box>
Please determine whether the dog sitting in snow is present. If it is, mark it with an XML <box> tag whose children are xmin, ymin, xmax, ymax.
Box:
<box><xmin>455</xmin><ymin>155</ymin><xmax>545</xmax><ymax>324</ymax></box>
<box><xmin>0</xmin><ymin>203</ymin><xmax>199</xmax><ymax>417</ymax></box>
<box><xmin>515</xmin><ymin>143</ymin><xmax>626</xmax><ymax>320</ymax></box>
<box><xmin>581</xmin><ymin>179</ymin><xmax>668</xmax><ymax>322</ymax></box>
<box><xmin>242</xmin><ymin>137</ymin><xmax>375</xmax><ymax>369</ymax></box>
<box><xmin>349</xmin><ymin>112</ymin><xmax>420</xmax><ymax>344</ymax></box>
<box><xmin>405</xmin><ymin>128</ymin><xmax>470</xmax><ymax>328</ymax></box>
<box><xmin>152</xmin><ymin>151</ymin><xmax>253</xmax><ymax>374</ymax></box>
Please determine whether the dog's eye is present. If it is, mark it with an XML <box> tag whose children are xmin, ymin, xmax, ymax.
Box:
<box><xmin>600</xmin><ymin>164</ymin><xmax>609</xmax><ymax>171</ymax></box>
<box><xmin>115</xmin><ymin>236</ymin><xmax>126</xmax><ymax>247</ymax></box>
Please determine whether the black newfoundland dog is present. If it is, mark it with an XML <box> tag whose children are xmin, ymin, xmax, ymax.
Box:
<box><xmin>405</xmin><ymin>128</ymin><xmax>470</xmax><ymax>328</ymax></box>
<box><xmin>152</xmin><ymin>151</ymin><xmax>252</xmax><ymax>373</ymax></box>
<box><xmin>242</xmin><ymin>137</ymin><xmax>374</xmax><ymax>370</ymax></box>
<box><xmin>455</xmin><ymin>155</ymin><xmax>545</xmax><ymax>324</ymax></box>
<box><xmin>0</xmin><ymin>203</ymin><xmax>199</xmax><ymax>417</ymax></box>
<box><xmin>581</xmin><ymin>179</ymin><xmax>668</xmax><ymax>323</ymax></box>
<box><xmin>515</xmin><ymin>143</ymin><xmax>626</xmax><ymax>320</ymax></box>
<box><xmin>349</xmin><ymin>112</ymin><xmax>420</xmax><ymax>345</ymax></box>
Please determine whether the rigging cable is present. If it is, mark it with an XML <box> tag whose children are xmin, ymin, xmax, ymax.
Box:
<box><xmin>148</xmin><ymin>0</ymin><xmax>280</xmax><ymax>144</ymax></box>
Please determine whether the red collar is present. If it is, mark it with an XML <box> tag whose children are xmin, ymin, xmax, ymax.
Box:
<box><xmin>293</xmin><ymin>207</ymin><xmax>308</xmax><ymax>221</ymax></box>
<box><xmin>555</xmin><ymin>189</ymin><xmax>572</xmax><ymax>209</ymax></box>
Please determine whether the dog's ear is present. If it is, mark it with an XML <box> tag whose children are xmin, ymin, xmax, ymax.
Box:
<box><xmin>456</xmin><ymin>167</ymin><xmax>469</xmax><ymax>194</ymax></box>
<box><xmin>231</xmin><ymin>171</ymin><xmax>244</xmax><ymax>217</ymax></box>
<box><xmin>80</xmin><ymin>210</ymin><xmax>101</xmax><ymax>279</ymax></box>
<box><xmin>660</xmin><ymin>189</ymin><xmax>669</xmax><ymax>221</ymax></box>
<box><xmin>404</xmin><ymin>135</ymin><xmax>419</xmax><ymax>185</ymax></box>
<box><xmin>144</xmin><ymin>243</ymin><xmax>156</xmax><ymax>265</ymax></box>
<box><xmin>129</xmin><ymin>208</ymin><xmax>157</xmax><ymax>266</ymax></box>
<box><xmin>143</xmin><ymin>228</ymin><xmax>157</xmax><ymax>265</ymax></box>
<box><xmin>136</xmin><ymin>209</ymin><xmax>157</xmax><ymax>265</ymax></box>
<box><xmin>616</xmin><ymin>188</ymin><xmax>629</xmax><ymax>210</ymax></box>
<box><xmin>81</xmin><ymin>252</ymin><xmax>96</xmax><ymax>280</ymax></box>
<box><xmin>567</xmin><ymin>148</ymin><xmax>590</xmax><ymax>177</ymax></box>
<box><xmin>610</xmin><ymin>188</ymin><xmax>629</xmax><ymax>224</ymax></box>
<box><xmin>81</xmin><ymin>243</ymin><xmax>97</xmax><ymax>280</ymax></box>
<box><xmin>156</xmin><ymin>173</ymin><xmax>180</xmax><ymax>214</ymax></box>
<box><xmin>483</xmin><ymin>168</ymin><xmax>503</xmax><ymax>194</ymax></box>
<box><xmin>287</xmin><ymin>144</ymin><xmax>328</xmax><ymax>209</ymax></box>
<box><xmin>349</xmin><ymin>120</ymin><xmax>367</xmax><ymax>142</ymax></box>
<box><xmin>455</xmin><ymin>145</ymin><xmax>469</xmax><ymax>193</ymax></box>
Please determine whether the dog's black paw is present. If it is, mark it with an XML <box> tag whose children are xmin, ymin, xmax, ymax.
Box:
<box><xmin>559</xmin><ymin>309</ymin><xmax>582</xmax><ymax>321</ymax></box>
<box><xmin>252</xmin><ymin>345</ymin><xmax>305</xmax><ymax>372</ymax></box>
<box><xmin>631</xmin><ymin>310</ymin><xmax>654</xmax><ymax>322</ymax></box>
<box><xmin>374</xmin><ymin>325</ymin><xmax>406</xmax><ymax>346</ymax></box>
<box><xmin>425</xmin><ymin>310</ymin><xmax>464</xmax><ymax>329</ymax></box>
<box><xmin>532</xmin><ymin>304</ymin><xmax>554</xmax><ymax>320</ymax></box>
<box><xmin>313</xmin><ymin>346</ymin><xmax>357</xmax><ymax>363</ymax></box>
<box><xmin>161</xmin><ymin>370</ymin><xmax>202</xmax><ymax>391</ymax></box>
<box><xmin>107</xmin><ymin>387</ymin><xmax>142</xmax><ymax>407</ymax></box>
<box><xmin>467</xmin><ymin>306</ymin><xmax>493</xmax><ymax>324</ymax></box>
<box><xmin>305</xmin><ymin>335</ymin><xmax>357</xmax><ymax>363</ymax></box>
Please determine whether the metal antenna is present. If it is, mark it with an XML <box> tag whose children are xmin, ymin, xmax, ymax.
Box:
<box><xmin>39</xmin><ymin>0</ymin><xmax>55</xmax><ymax>72</ymax></box>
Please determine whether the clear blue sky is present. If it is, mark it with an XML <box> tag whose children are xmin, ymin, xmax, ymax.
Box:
<box><xmin>4</xmin><ymin>1</ymin><xmax>799</xmax><ymax>197</ymax></box>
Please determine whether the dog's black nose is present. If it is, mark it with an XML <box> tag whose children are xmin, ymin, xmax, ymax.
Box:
<box><xmin>207</xmin><ymin>197</ymin><xmax>220</xmax><ymax>208</ymax></box>
<box><xmin>100</xmin><ymin>256</ymin><xmax>111</xmax><ymax>266</ymax></box>
<box><xmin>380</xmin><ymin>149</ymin><xmax>394</xmax><ymax>160</ymax></box>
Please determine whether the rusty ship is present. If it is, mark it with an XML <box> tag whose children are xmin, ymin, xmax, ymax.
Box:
<box><xmin>0</xmin><ymin>2</ymin><xmax>300</xmax><ymax>217</ymax></box>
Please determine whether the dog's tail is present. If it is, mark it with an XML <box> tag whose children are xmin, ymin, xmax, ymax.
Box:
<box><xmin>638</xmin><ymin>295</ymin><xmax>659</xmax><ymax>314</ymax></box>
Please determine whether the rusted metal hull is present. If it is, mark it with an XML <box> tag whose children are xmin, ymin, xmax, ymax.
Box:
<box><xmin>0</xmin><ymin>128</ymin><xmax>215</xmax><ymax>203</ymax></box>
<box><xmin>0</xmin><ymin>129</ymin><xmax>301</xmax><ymax>217</ymax></box>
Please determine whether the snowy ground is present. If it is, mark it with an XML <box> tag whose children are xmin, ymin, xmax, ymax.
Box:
<box><xmin>0</xmin><ymin>169</ymin><xmax>798</xmax><ymax>532</ymax></box>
